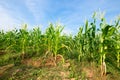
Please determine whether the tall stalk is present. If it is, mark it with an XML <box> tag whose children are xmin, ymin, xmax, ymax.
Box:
<box><xmin>31</xmin><ymin>27</ymin><xmax>42</xmax><ymax>55</ymax></box>
<box><xmin>75</xmin><ymin>27</ymin><xmax>84</xmax><ymax>61</ymax></box>
<box><xmin>19</xmin><ymin>24</ymin><xmax>29</xmax><ymax>59</ymax></box>
<box><xmin>114</xmin><ymin>17</ymin><xmax>120</xmax><ymax>67</ymax></box>
<box><xmin>45</xmin><ymin>23</ymin><xmax>64</xmax><ymax>61</ymax></box>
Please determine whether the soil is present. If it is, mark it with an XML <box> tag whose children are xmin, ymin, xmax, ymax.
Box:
<box><xmin>0</xmin><ymin>55</ymin><xmax>120</xmax><ymax>80</ymax></box>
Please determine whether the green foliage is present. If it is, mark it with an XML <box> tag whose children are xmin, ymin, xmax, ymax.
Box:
<box><xmin>0</xmin><ymin>12</ymin><xmax>120</xmax><ymax>71</ymax></box>
<box><xmin>44</xmin><ymin>23</ymin><xmax>64</xmax><ymax>61</ymax></box>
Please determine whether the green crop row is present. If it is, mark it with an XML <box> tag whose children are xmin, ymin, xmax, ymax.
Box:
<box><xmin>0</xmin><ymin>12</ymin><xmax>120</xmax><ymax>75</ymax></box>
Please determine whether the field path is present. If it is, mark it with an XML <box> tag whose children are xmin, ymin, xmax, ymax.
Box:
<box><xmin>0</xmin><ymin>64</ymin><xmax>14</xmax><ymax>76</ymax></box>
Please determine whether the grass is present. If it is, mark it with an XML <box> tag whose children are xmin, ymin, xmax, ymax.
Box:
<box><xmin>0</xmin><ymin>58</ymin><xmax>120</xmax><ymax>80</ymax></box>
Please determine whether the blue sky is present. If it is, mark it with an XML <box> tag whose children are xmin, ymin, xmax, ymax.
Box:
<box><xmin>0</xmin><ymin>0</ymin><xmax>120</xmax><ymax>34</ymax></box>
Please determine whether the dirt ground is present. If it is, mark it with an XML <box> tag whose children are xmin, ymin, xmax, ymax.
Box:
<box><xmin>0</xmin><ymin>55</ymin><xmax>120</xmax><ymax>80</ymax></box>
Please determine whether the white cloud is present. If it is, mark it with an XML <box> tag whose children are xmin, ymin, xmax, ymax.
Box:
<box><xmin>25</xmin><ymin>0</ymin><xmax>48</xmax><ymax>23</ymax></box>
<box><xmin>0</xmin><ymin>5</ymin><xmax>21</xmax><ymax>31</ymax></box>
<box><xmin>0</xmin><ymin>0</ymin><xmax>119</xmax><ymax>33</ymax></box>
<box><xmin>62</xmin><ymin>27</ymin><xmax>73</xmax><ymax>35</ymax></box>
<box><xmin>0</xmin><ymin>1</ymin><xmax>33</xmax><ymax>31</ymax></box>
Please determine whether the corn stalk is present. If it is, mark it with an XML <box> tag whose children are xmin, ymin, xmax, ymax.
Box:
<box><xmin>45</xmin><ymin>23</ymin><xmax>64</xmax><ymax>61</ymax></box>
<box><xmin>19</xmin><ymin>24</ymin><xmax>29</xmax><ymax>59</ymax></box>
<box><xmin>31</xmin><ymin>27</ymin><xmax>42</xmax><ymax>55</ymax></box>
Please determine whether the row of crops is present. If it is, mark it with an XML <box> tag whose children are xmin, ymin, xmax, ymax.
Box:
<box><xmin>0</xmin><ymin>13</ymin><xmax>120</xmax><ymax>74</ymax></box>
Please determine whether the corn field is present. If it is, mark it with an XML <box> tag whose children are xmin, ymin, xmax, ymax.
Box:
<box><xmin>0</xmin><ymin>13</ymin><xmax>120</xmax><ymax>79</ymax></box>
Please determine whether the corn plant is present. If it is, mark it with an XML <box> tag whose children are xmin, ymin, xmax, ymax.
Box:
<box><xmin>0</xmin><ymin>12</ymin><xmax>120</xmax><ymax>70</ymax></box>
<box><xmin>4</xmin><ymin>30</ymin><xmax>18</xmax><ymax>53</ymax></box>
<box><xmin>45</xmin><ymin>23</ymin><xmax>64</xmax><ymax>61</ymax></box>
<box><xmin>30</xmin><ymin>27</ymin><xmax>42</xmax><ymax>55</ymax></box>
<box><xmin>18</xmin><ymin>24</ymin><xmax>29</xmax><ymax>59</ymax></box>
<box><xmin>60</xmin><ymin>34</ymin><xmax>74</xmax><ymax>59</ymax></box>
<box><xmin>114</xmin><ymin>17</ymin><xmax>120</xmax><ymax>67</ymax></box>
<box><xmin>99</xmin><ymin>15</ymin><xmax>117</xmax><ymax>75</ymax></box>
<box><xmin>76</xmin><ymin>17</ymin><xmax>96</xmax><ymax>62</ymax></box>
<box><xmin>85</xmin><ymin>19</ymin><xmax>96</xmax><ymax>61</ymax></box>
<box><xmin>74</xmin><ymin>27</ymin><xmax>84</xmax><ymax>61</ymax></box>
<box><xmin>45</xmin><ymin>24</ymin><xmax>54</xmax><ymax>54</ymax></box>
<box><xmin>0</xmin><ymin>30</ymin><xmax>5</xmax><ymax>51</ymax></box>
